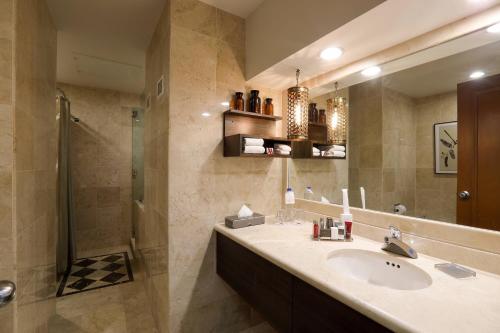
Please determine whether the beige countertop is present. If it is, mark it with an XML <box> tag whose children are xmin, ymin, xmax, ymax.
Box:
<box><xmin>214</xmin><ymin>221</ymin><xmax>500</xmax><ymax>333</ymax></box>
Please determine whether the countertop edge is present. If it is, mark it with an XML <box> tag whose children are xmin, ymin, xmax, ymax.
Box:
<box><xmin>214</xmin><ymin>224</ymin><xmax>417</xmax><ymax>333</ymax></box>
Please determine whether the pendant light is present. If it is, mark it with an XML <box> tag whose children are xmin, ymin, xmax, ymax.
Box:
<box><xmin>327</xmin><ymin>82</ymin><xmax>347</xmax><ymax>145</ymax></box>
<box><xmin>287</xmin><ymin>69</ymin><xmax>309</xmax><ymax>139</ymax></box>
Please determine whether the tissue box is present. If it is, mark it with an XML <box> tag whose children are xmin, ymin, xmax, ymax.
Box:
<box><xmin>225</xmin><ymin>213</ymin><xmax>265</xmax><ymax>229</ymax></box>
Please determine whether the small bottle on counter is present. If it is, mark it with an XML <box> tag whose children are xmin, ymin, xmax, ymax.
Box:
<box><xmin>345</xmin><ymin>221</ymin><xmax>352</xmax><ymax>240</ymax></box>
<box><xmin>313</xmin><ymin>220</ymin><xmax>319</xmax><ymax>240</ymax></box>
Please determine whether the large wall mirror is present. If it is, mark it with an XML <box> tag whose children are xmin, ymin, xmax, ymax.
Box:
<box><xmin>289</xmin><ymin>26</ymin><xmax>500</xmax><ymax>232</ymax></box>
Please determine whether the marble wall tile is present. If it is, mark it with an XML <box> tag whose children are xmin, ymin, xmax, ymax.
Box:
<box><xmin>415</xmin><ymin>92</ymin><xmax>457</xmax><ymax>222</ymax></box>
<box><xmin>141</xmin><ymin>1</ymin><xmax>283</xmax><ymax>331</ymax></box>
<box><xmin>10</xmin><ymin>0</ymin><xmax>58</xmax><ymax>331</ymax></box>
<box><xmin>60</xmin><ymin>83</ymin><xmax>142</xmax><ymax>255</ymax></box>
<box><xmin>0</xmin><ymin>38</ymin><xmax>12</xmax><ymax>104</ymax></box>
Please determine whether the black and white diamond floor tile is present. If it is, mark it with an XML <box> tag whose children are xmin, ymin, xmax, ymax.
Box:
<box><xmin>57</xmin><ymin>252</ymin><xmax>133</xmax><ymax>297</ymax></box>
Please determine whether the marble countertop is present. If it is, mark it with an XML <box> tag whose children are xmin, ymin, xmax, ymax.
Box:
<box><xmin>214</xmin><ymin>222</ymin><xmax>500</xmax><ymax>333</ymax></box>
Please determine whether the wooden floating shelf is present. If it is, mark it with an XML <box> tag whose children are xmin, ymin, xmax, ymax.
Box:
<box><xmin>222</xmin><ymin>107</ymin><xmax>346</xmax><ymax>159</ymax></box>
<box><xmin>224</xmin><ymin>110</ymin><xmax>282</xmax><ymax>121</ymax></box>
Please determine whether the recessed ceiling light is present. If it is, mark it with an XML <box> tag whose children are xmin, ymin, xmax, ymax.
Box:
<box><xmin>201</xmin><ymin>112</ymin><xmax>211</xmax><ymax>117</ymax></box>
<box><xmin>361</xmin><ymin>66</ymin><xmax>381</xmax><ymax>77</ymax></box>
<box><xmin>469</xmin><ymin>71</ymin><xmax>485</xmax><ymax>79</ymax></box>
<box><xmin>320</xmin><ymin>47</ymin><xmax>343</xmax><ymax>60</ymax></box>
<box><xmin>486</xmin><ymin>22</ymin><xmax>500</xmax><ymax>33</ymax></box>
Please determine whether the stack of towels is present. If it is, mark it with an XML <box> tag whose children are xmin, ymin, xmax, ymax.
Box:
<box><xmin>274</xmin><ymin>144</ymin><xmax>292</xmax><ymax>156</ymax></box>
<box><xmin>320</xmin><ymin>145</ymin><xmax>346</xmax><ymax>158</ymax></box>
<box><xmin>312</xmin><ymin>147</ymin><xmax>320</xmax><ymax>157</ymax></box>
<box><xmin>243</xmin><ymin>138</ymin><xmax>265</xmax><ymax>154</ymax></box>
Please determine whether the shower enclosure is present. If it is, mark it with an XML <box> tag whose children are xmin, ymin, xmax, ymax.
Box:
<box><xmin>132</xmin><ymin>109</ymin><xmax>144</xmax><ymax>202</ymax></box>
<box><xmin>56</xmin><ymin>92</ymin><xmax>77</xmax><ymax>277</ymax></box>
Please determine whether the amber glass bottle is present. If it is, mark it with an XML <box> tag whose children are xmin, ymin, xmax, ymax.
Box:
<box><xmin>264</xmin><ymin>98</ymin><xmax>274</xmax><ymax>116</ymax></box>
<box><xmin>235</xmin><ymin>92</ymin><xmax>244</xmax><ymax>111</ymax></box>
<box><xmin>249</xmin><ymin>90</ymin><xmax>261</xmax><ymax>113</ymax></box>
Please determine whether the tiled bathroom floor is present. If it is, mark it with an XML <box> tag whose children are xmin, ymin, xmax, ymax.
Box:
<box><xmin>49</xmin><ymin>257</ymin><xmax>158</xmax><ymax>333</ymax></box>
<box><xmin>57</xmin><ymin>252</ymin><xmax>133</xmax><ymax>297</ymax></box>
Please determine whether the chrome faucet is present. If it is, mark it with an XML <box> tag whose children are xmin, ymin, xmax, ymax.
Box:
<box><xmin>381</xmin><ymin>226</ymin><xmax>418</xmax><ymax>259</ymax></box>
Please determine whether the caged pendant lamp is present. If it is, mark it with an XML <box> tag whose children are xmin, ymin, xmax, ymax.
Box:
<box><xmin>287</xmin><ymin>69</ymin><xmax>309</xmax><ymax>139</ymax></box>
<box><xmin>327</xmin><ymin>82</ymin><xmax>347</xmax><ymax>145</ymax></box>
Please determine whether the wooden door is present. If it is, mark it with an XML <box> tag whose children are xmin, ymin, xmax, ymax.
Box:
<box><xmin>457</xmin><ymin>73</ymin><xmax>500</xmax><ymax>231</ymax></box>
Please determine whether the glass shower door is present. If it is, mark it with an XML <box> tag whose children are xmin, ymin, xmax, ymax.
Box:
<box><xmin>132</xmin><ymin>109</ymin><xmax>144</xmax><ymax>202</ymax></box>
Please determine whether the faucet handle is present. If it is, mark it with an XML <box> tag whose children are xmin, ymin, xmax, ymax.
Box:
<box><xmin>388</xmin><ymin>225</ymin><xmax>402</xmax><ymax>240</ymax></box>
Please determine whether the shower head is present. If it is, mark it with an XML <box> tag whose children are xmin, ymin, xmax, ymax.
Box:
<box><xmin>71</xmin><ymin>116</ymin><xmax>80</xmax><ymax>123</ymax></box>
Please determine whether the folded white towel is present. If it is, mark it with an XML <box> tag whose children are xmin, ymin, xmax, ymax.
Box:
<box><xmin>313</xmin><ymin>152</ymin><xmax>320</xmax><ymax>157</ymax></box>
<box><xmin>312</xmin><ymin>147</ymin><xmax>320</xmax><ymax>153</ymax></box>
<box><xmin>332</xmin><ymin>145</ymin><xmax>346</xmax><ymax>152</ymax></box>
<box><xmin>274</xmin><ymin>144</ymin><xmax>291</xmax><ymax>152</ymax></box>
<box><xmin>274</xmin><ymin>149</ymin><xmax>290</xmax><ymax>156</ymax></box>
<box><xmin>244</xmin><ymin>146</ymin><xmax>265</xmax><ymax>154</ymax></box>
<box><xmin>324</xmin><ymin>150</ymin><xmax>345</xmax><ymax>158</ymax></box>
<box><xmin>319</xmin><ymin>145</ymin><xmax>346</xmax><ymax>152</ymax></box>
<box><xmin>244</xmin><ymin>138</ymin><xmax>264</xmax><ymax>146</ymax></box>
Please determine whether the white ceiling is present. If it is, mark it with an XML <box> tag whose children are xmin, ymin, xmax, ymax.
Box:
<box><xmin>47</xmin><ymin>0</ymin><xmax>166</xmax><ymax>94</ymax></box>
<box><xmin>199</xmin><ymin>0</ymin><xmax>264</xmax><ymax>18</ymax></box>
<box><xmin>247</xmin><ymin>0</ymin><xmax>500</xmax><ymax>89</ymax></box>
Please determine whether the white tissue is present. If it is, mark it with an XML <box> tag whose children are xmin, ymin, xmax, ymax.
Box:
<box><xmin>238</xmin><ymin>204</ymin><xmax>253</xmax><ymax>218</ymax></box>
<box><xmin>320</xmin><ymin>196</ymin><xmax>330</xmax><ymax>204</ymax></box>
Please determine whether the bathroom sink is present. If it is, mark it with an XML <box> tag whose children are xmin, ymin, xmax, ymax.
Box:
<box><xmin>326</xmin><ymin>249</ymin><xmax>432</xmax><ymax>290</ymax></box>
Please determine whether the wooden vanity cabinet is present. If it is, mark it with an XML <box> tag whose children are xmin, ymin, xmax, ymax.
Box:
<box><xmin>216</xmin><ymin>232</ymin><xmax>392</xmax><ymax>333</ymax></box>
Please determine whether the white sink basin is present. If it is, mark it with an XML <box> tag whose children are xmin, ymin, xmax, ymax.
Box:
<box><xmin>327</xmin><ymin>249</ymin><xmax>432</xmax><ymax>290</ymax></box>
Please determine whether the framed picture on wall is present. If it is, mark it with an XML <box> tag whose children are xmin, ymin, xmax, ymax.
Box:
<box><xmin>434</xmin><ymin>121</ymin><xmax>458</xmax><ymax>174</ymax></box>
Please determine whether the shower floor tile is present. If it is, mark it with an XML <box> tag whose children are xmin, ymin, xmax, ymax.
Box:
<box><xmin>57</xmin><ymin>252</ymin><xmax>133</xmax><ymax>297</ymax></box>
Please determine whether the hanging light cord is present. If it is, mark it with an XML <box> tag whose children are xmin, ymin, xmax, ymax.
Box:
<box><xmin>296</xmin><ymin>69</ymin><xmax>300</xmax><ymax>87</ymax></box>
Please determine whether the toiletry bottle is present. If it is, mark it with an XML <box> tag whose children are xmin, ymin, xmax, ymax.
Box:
<box><xmin>340</xmin><ymin>189</ymin><xmax>353</xmax><ymax>226</ymax></box>
<box><xmin>284</xmin><ymin>187</ymin><xmax>295</xmax><ymax>222</ymax></box>
<box><xmin>304</xmin><ymin>186</ymin><xmax>314</xmax><ymax>200</ymax></box>
<box><xmin>313</xmin><ymin>220</ymin><xmax>319</xmax><ymax>240</ymax></box>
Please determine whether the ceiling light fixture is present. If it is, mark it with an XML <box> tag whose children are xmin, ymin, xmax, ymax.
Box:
<box><xmin>361</xmin><ymin>66</ymin><xmax>381</xmax><ymax>77</ymax></box>
<box><xmin>320</xmin><ymin>47</ymin><xmax>343</xmax><ymax>60</ymax></box>
<box><xmin>486</xmin><ymin>22</ymin><xmax>500</xmax><ymax>33</ymax></box>
<box><xmin>201</xmin><ymin>112</ymin><xmax>211</xmax><ymax>117</ymax></box>
<box><xmin>469</xmin><ymin>71</ymin><xmax>485</xmax><ymax>79</ymax></box>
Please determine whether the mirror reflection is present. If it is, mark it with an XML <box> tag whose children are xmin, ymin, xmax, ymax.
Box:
<box><xmin>290</xmin><ymin>29</ymin><xmax>500</xmax><ymax>231</ymax></box>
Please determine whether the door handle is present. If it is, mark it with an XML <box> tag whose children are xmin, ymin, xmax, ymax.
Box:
<box><xmin>0</xmin><ymin>280</ymin><xmax>16</xmax><ymax>307</ymax></box>
<box><xmin>458</xmin><ymin>191</ymin><xmax>471</xmax><ymax>200</ymax></box>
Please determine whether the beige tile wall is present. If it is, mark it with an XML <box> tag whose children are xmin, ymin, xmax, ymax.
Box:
<box><xmin>141</xmin><ymin>0</ymin><xmax>170</xmax><ymax>330</ymax></box>
<box><xmin>381</xmin><ymin>85</ymin><xmax>416</xmax><ymax>215</ymax></box>
<box><xmin>141</xmin><ymin>0</ymin><xmax>284</xmax><ymax>331</ymax></box>
<box><xmin>8</xmin><ymin>0</ymin><xmax>57</xmax><ymax>332</ymax></box>
<box><xmin>57</xmin><ymin>83</ymin><xmax>142</xmax><ymax>256</ymax></box>
<box><xmin>415</xmin><ymin>92</ymin><xmax>457</xmax><ymax>223</ymax></box>
<box><xmin>0</xmin><ymin>0</ymin><xmax>15</xmax><ymax>330</ymax></box>
<box><xmin>348</xmin><ymin>79</ymin><xmax>384</xmax><ymax>210</ymax></box>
